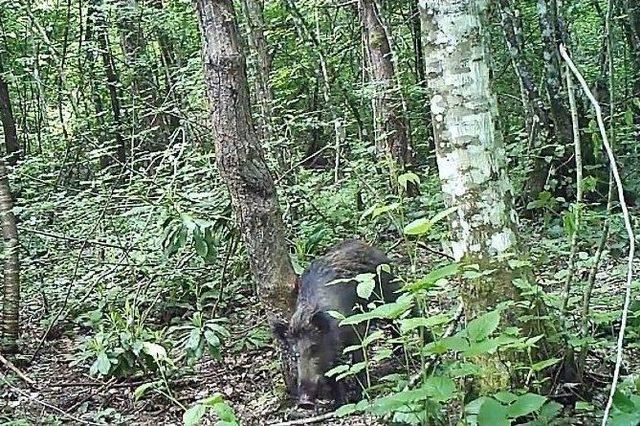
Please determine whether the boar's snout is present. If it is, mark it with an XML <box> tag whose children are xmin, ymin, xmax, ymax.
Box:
<box><xmin>297</xmin><ymin>393</ymin><xmax>316</xmax><ymax>409</ymax></box>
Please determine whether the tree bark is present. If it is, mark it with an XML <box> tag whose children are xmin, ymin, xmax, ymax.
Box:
<box><xmin>147</xmin><ymin>0</ymin><xmax>182</xmax><ymax>138</ymax></box>
<box><xmin>359</xmin><ymin>0</ymin><xmax>416</xmax><ymax>194</ymax></box>
<box><xmin>195</xmin><ymin>0</ymin><xmax>298</xmax><ymax>392</ymax></box>
<box><xmin>0</xmin><ymin>52</ymin><xmax>20</xmax><ymax>165</ymax></box>
<box><xmin>420</xmin><ymin>0</ymin><xmax>522</xmax><ymax>390</ymax></box>
<box><xmin>94</xmin><ymin>0</ymin><xmax>126</xmax><ymax>167</ymax></box>
<box><xmin>523</xmin><ymin>0</ymin><xmax>573</xmax><ymax>201</ymax></box>
<box><xmin>0</xmin><ymin>159</ymin><xmax>19</xmax><ymax>352</ymax></box>
<box><xmin>242</xmin><ymin>0</ymin><xmax>273</xmax><ymax>143</ymax></box>
<box><xmin>621</xmin><ymin>0</ymin><xmax>640</xmax><ymax>141</ymax></box>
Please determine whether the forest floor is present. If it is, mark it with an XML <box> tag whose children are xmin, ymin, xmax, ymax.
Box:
<box><xmin>2</xmin><ymin>241</ymin><xmax>638</xmax><ymax>425</ymax></box>
<box><xmin>2</xmin><ymin>278</ymin><xmax>391</xmax><ymax>426</ymax></box>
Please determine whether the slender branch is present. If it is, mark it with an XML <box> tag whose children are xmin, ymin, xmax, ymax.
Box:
<box><xmin>21</xmin><ymin>227</ymin><xmax>145</xmax><ymax>251</ymax></box>
<box><xmin>580</xmin><ymin>0</ymin><xmax>617</xmax><ymax>371</ymax></box>
<box><xmin>560</xmin><ymin>65</ymin><xmax>583</xmax><ymax>314</ymax></box>
<box><xmin>269</xmin><ymin>412</ymin><xmax>336</xmax><ymax>426</ymax></box>
<box><xmin>2</xmin><ymin>378</ymin><xmax>104</xmax><ymax>425</ymax></box>
<box><xmin>559</xmin><ymin>44</ymin><xmax>636</xmax><ymax>426</ymax></box>
<box><xmin>0</xmin><ymin>353</ymin><xmax>35</xmax><ymax>385</ymax></box>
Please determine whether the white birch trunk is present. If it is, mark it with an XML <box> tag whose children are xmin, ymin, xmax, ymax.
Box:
<box><xmin>419</xmin><ymin>0</ymin><xmax>518</xmax><ymax>264</ymax></box>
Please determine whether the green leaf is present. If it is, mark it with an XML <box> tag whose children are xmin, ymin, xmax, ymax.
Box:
<box><xmin>398</xmin><ymin>172</ymin><xmax>420</xmax><ymax>190</ymax></box>
<box><xmin>143</xmin><ymin>342</ymin><xmax>167</xmax><ymax>361</ymax></box>
<box><xmin>531</xmin><ymin>357</ymin><xmax>561</xmax><ymax>372</ymax></box>
<box><xmin>423</xmin><ymin>376</ymin><xmax>455</xmax><ymax>402</ymax></box>
<box><xmin>339</xmin><ymin>311</ymin><xmax>376</xmax><ymax>326</ymax></box>
<box><xmin>334</xmin><ymin>403</ymin><xmax>357</xmax><ymax>417</ymax></box>
<box><xmin>204</xmin><ymin>330</ymin><xmax>221</xmax><ymax>348</ymax></box>
<box><xmin>494</xmin><ymin>392</ymin><xmax>517</xmax><ymax>404</ymax></box>
<box><xmin>404</xmin><ymin>263</ymin><xmax>459</xmax><ymax>291</ymax></box>
<box><xmin>403</xmin><ymin>218</ymin><xmax>431</xmax><ymax>235</ymax></box>
<box><xmin>372</xmin><ymin>202</ymin><xmax>400</xmax><ymax>219</ymax></box>
<box><xmin>466</xmin><ymin>397</ymin><xmax>488</xmax><ymax>415</ymax></box>
<box><xmin>361</xmin><ymin>330</ymin><xmax>384</xmax><ymax>348</ymax></box>
<box><xmin>213</xmin><ymin>402</ymin><xmax>237</xmax><ymax>422</ymax></box>
<box><xmin>399</xmin><ymin>316</ymin><xmax>441</xmax><ymax>334</ymax></box>
<box><xmin>356</xmin><ymin>273</ymin><xmax>375</xmax><ymax>299</ymax></box>
<box><xmin>183</xmin><ymin>404</ymin><xmax>206</xmax><ymax>426</ymax></box>
<box><xmin>201</xmin><ymin>393</ymin><xmax>224</xmax><ymax>407</ymax></box>
<box><xmin>625</xmin><ymin>108</ymin><xmax>634</xmax><ymax>126</ymax></box>
<box><xmin>429</xmin><ymin>206</ymin><xmax>459</xmax><ymax>226</ymax></box>
<box><xmin>575</xmin><ymin>401</ymin><xmax>594</xmax><ymax>412</ymax></box>
<box><xmin>367</xmin><ymin>389</ymin><xmax>428</xmax><ymax>414</ymax></box>
<box><xmin>612</xmin><ymin>390</ymin><xmax>636</xmax><ymax>413</ymax></box>
<box><xmin>478</xmin><ymin>398</ymin><xmax>509</xmax><ymax>426</ymax></box>
<box><xmin>325</xmin><ymin>364</ymin><xmax>350</xmax><ymax>378</ymax></box>
<box><xmin>96</xmin><ymin>352</ymin><xmax>111</xmax><ymax>375</ymax></box>
<box><xmin>463</xmin><ymin>338</ymin><xmax>501</xmax><ymax>356</ymax></box>
<box><xmin>440</xmin><ymin>336</ymin><xmax>471</xmax><ymax>352</ymax></box>
<box><xmin>538</xmin><ymin>402</ymin><xmax>563</xmax><ymax>420</ymax></box>
<box><xmin>466</xmin><ymin>310</ymin><xmax>501</xmax><ymax>342</ymax></box>
<box><xmin>187</xmin><ymin>328</ymin><xmax>202</xmax><ymax>351</ymax></box>
<box><xmin>193</xmin><ymin>227</ymin><xmax>208</xmax><ymax>258</ymax></box>
<box><xmin>134</xmin><ymin>381</ymin><xmax>159</xmax><ymax>401</ymax></box>
<box><xmin>507</xmin><ymin>393</ymin><xmax>547</xmax><ymax>418</ymax></box>
<box><xmin>340</xmin><ymin>297</ymin><xmax>412</xmax><ymax>326</ymax></box>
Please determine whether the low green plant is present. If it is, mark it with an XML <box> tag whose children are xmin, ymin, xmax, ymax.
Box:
<box><xmin>168</xmin><ymin>311</ymin><xmax>229</xmax><ymax>363</ymax></box>
<box><xmin>75</xmin><ymin>302</ymin><xmax>171</xmax><ymax>377</ymax></box>
<box><xmin>183</xmin><ymin>393</ymin><xmax>239</xmax><ymax>426</ymax></box>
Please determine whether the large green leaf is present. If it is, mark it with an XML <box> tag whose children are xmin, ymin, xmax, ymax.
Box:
<box><xmin>466</xmin><ymin>310</ymin><xmax>501</xmax><ymax>342</ymax></box>
<box><xmin>507</xmin><ymin>393</ymin><xmax>547</xmax><ymax>418</ymax></box>
<box><xmin>403</xmin><ymin>218</ymin><xmax>431</xmax><ymax>236</ymax></box>
<box><xmin>478</xmin><ymin>398</ymin><xmax>509</xmax><ymax>426</ymax></box>
<box><xmin>183</xmin><ymin>404</ymin><xmax>206</xmax><ymax>426</ymax></box>
<box><xmin>423</xmin><ymin>376</ymin><xmax>455</xmax><ymax>402</ymax></box>
<box><xmin>404</xmin><ymin>263</ymin><xmax>459</xmax><ymax>291</ymax></box>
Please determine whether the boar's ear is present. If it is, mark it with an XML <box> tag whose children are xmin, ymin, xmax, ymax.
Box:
<box><xmin>310</xmin><ymin>311</ymin><xmax>331</xmax><ymax>333</ymax></box>
<box><xmin>271</xmin><ymin>321</ymin><xmax>289</xmax><ymax>342</ymax></box>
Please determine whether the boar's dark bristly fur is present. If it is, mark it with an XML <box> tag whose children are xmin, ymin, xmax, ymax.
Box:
<box><xmin>283</xmin><ymin>239</ymin><xmax>400</xmax><ymax>409</ymax></box>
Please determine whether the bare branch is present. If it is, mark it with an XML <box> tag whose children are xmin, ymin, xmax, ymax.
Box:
<box><xmin>559</xmin><ymin>44</ymin><xmax>636</xmax><ymax>426</ymax></box>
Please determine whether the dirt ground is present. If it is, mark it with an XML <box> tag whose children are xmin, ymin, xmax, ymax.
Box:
<box><xmin>1</xmin><ymin>292</ymin><xmax>387</xmax><ymax>426</ymax></box>
<box><xmin>2</xmin><ymin>245</ymin><xmax>636</xmax><ymax>425</ymax></box>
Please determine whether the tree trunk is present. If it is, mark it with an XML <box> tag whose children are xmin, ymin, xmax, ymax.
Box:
<box><xmin>0</xmin><ymin>159</ymin><xmax>19</xmax><ymax>352</ymax></box>
<box><xmin>360</xmin><ymin>0</ymin><xmax>416</xmax><ymax>194</ymax></box>
<box><xmin>0</xmin><ymin>52</ymin><xmax>20</xmax><ymax>165</ymax></box>
<box><xmin>420</xmin><ymin>0</ymin><xmax>522</xmax><ymax>390</ymax></box>
<box><xmin>94</xmin><ymin>0</ymin><xmax>126</xmax><ymax>167</ymax></box>
<box><xmin>147</xmin><ymin>0</ymin><xmax>182</xmax><ymax>137</ymax></box>
<box><xmin>195</xmin><ymin>0</ymin><xmax>298</xmax><ymax>393</ymax></box>
<box><xmin>523</xmin><ymin>0</ymin><xmax>573</xmax><ymax>201</ymax></box>
<box><xmin>499</xmin><ymin>0</ymin><xmax>557</xmax><ymax>200</ymax></box>
<box><xmin>242</xmin><ymin>0</ymin><xmax>273</xmax><ymax>143</ymax></box>
<box><xmin>621</xmin><ymin>0</ymin><xmax>640</xmax><ymax>142</ymax></box>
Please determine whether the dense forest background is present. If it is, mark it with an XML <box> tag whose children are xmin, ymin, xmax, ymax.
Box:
<box><xmin>0</xmin><ymin>0</ymin><xmax>639</xmax><ymax>424</ymax></box>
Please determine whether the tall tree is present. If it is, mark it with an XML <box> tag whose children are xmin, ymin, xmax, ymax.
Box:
<box><xmin>420</xmin><ymin>0</ymin><xmax>524</xmax><ymax>389</ymax></box>
<box><xmin>118</xmin><ymin>0</ymin><xmax>178</xmax><ymax>152</ymax></box>
<box><xmin>148</xmin><ymin>0</ymin><xmax>181</xmax><ymax>137</ymax></box>
<box><xmin>621</xmin><ymin>0</ymin><xmax>640</xmax><ymax>140</ymax></box>
<box><xmin>523</xmin><ymin>0</ymin><xmax>573</xmax><ymax>200</ymax></box>
<box><xmin>359</xmin><ymin>0</ymin><xmax>415</xmax><ymax>194</ymax></box>
<box><xmin>0</xmin><ymin>159</ymin><xmax>19</xmax><ymax>352</ymax></box>
<box><xmin>498</xmin><ymin>0</ymin><xmax>553</xmax><ymax>159</ymax></box>
<box><xmin>195</xmin><ymin>0</ymin><xmax>298</xmax><ymax>391</ymax></box>
<box><xmin>0</xmin><ymin>50</ymin><xmax>20</xmax><ymax>165</ymax></box>
<box><xmin>94</xmin><ymin>0</ymin><xmax>126</xmax><ymax>167</ymax></box>
<box><xmin>241</xmin><ymin>0</ymin><xmax>273</xmax><ymax>143</ymax></box>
